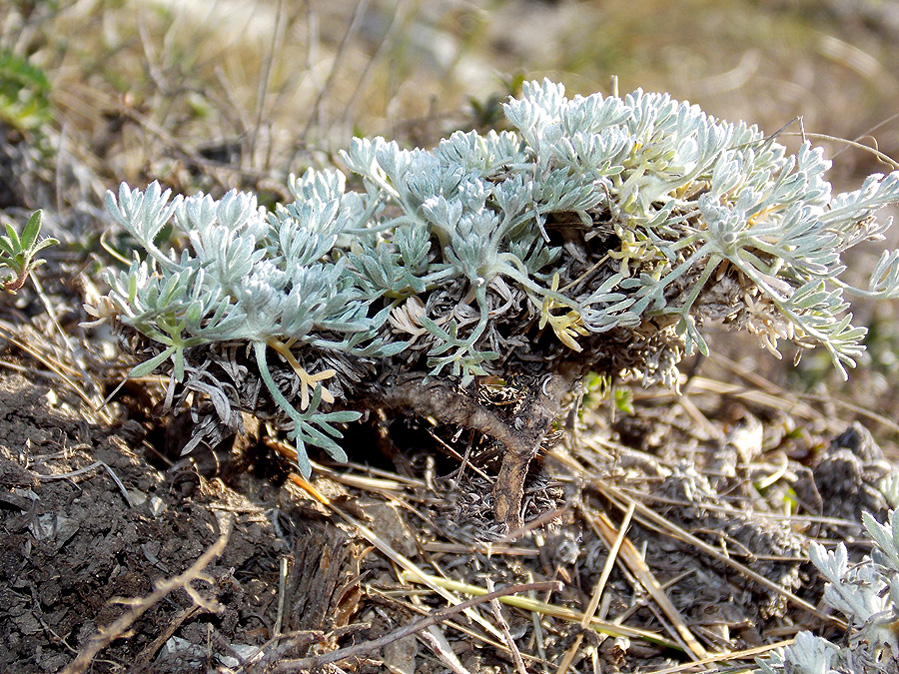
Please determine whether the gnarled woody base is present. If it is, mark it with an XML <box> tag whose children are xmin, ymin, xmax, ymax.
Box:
<box><xmin>365</xmin><ymin>365</ymin><xmax>582</xmax><ymax>530</ymax></box>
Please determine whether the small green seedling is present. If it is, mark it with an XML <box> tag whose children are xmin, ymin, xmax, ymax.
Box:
<box><xmin>0</xmin><ymin>210</ymin><xmax>59</xmax><ymax>293</ymax></box>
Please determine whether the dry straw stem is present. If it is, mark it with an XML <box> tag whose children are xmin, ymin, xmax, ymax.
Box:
<box><xmin>61</xmin><ymin>522</ymin><xmax>232</xmax><ymax>674</ymax></box>
<box><xmin>613</xmin><ymin>481</ymin><xmax>867</xmax><ymax>539</ymax></box>
<box><xmin>418</xmin><ymin>624</ymin><xmax>474</xmax><ymax>674</ymax></box>
<box><xmin>366</xmin><ymin>585</ymin><xmax>543</xmax><ymax>664</ymax></box>
<box><xmin>423</xmin><ymin>541</ymin><xmax>539</xmax><ymax>557</ymax></box>
<box><xmin>637</xmin><ymin>376</ymin><xmax>832</xmax><ymax>434</ymax></box>
<box><xmin>704</xmin><ymin>350</ymin><xmax>899</xmax><ymax>434</ymax></box>
<box><xmin>285</xmin><ymin>457</ymin><xmax>683</xmax><ymax>659</ymax></box>
<box><xmin>267</xmin><ymin>580</ymin><xmax>560</xmax><ymax>673</ymax></box>
<box><xmin>586</xmin><ymin>507</ymin><xmax>711</xmax><ymax>662</ymax></box>
<box><xmin>266</xmin><ymin>436</ymin><xmax>423</xmax><ymax>492</ymax></box>
<box><xmin>707</xmin><ymin>351</ymin><xmax>899</xmax><ymax>436</ymax></box>
<box><xmin>326</xmin><ymin>495</ymin><xmax>507</xmax><ymax>642</ymax></box>
<box><xmin>553</xmin><ymin>634</ymin><xmax>583</xmax><ymax>674</ymax></box>
<box><xmin>132</xmin><ymin>602</ymin><xmax>208</xmax><ymax>670</ymax></box>
<box><xmin>647</xmin><ymin>639</ymin><xmax>797</xmax><ymax>674</ymax></box>
<box><xmin>299</xmin><ymin>0</ymin><xmax>370</xmax><ymax>141</ymax></box>
<box><xmin>0</xmin><ymin>319</ymin><xmax>112</xmax><ymax>423</ymax></box>
<box><xmin>281</xmin><ymin>465</ymin><xmax>508</xmax><ymax>642</ymax></box>
<box><xmin>398</xmin><ymin>572</ymin><xmax>681</xmax><ymax>651</ymax></box>
<box><xmin>557</xmin><ymin>502</ymin><xmax>639</xmax><ymax>674</ymax></box>
<box><xmin>681</xmin><ymin>372</ymin><xmax>899</xmax><ymax>439</ymax></box>
<box><xmin>561</xmin><ymin>458</ymin><xmax>848</xmax><ymax>630</ymax></box>
<box><xmin>790</xmin><ymin>131</ymin><xmax>899</xmax><ymax>171</ymax></box>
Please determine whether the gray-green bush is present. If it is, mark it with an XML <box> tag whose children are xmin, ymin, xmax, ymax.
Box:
<box><xmin>97</xmin><ymin>80</ymin><xmax>899</xmax><ymax>495</ymax></box>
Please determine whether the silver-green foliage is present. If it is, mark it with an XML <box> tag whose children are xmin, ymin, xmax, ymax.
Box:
<box><xmin>756</xmin><ymin>509</ymin><xmax>899</xmax><ymax>674</ymax></box>
<box><xmin>100</xmin><ymin>79</ymin><xmax>899</xmax><ymax>473</ymax></box>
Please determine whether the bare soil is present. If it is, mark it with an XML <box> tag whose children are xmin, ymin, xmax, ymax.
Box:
<box><xmin>1</xmin><ymin>351</ymin><xmax>895</xmax><ymax>672</ymax></box>
<box><xmin>0</xmin><ymin>370</ymin><xmax>287</xmax><ymax>672</ymax></box>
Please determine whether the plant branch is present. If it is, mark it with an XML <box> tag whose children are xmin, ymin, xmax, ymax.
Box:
<box><xmin>267</xmin><ymin>581</ymin><xmax>561</xmax><ymax>673</ymax></box>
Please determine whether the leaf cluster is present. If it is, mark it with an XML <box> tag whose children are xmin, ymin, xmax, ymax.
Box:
<box><xmin>756</xmin><ymin>509</ymin><xmax>899</xmax><ymax>674</ymax></box>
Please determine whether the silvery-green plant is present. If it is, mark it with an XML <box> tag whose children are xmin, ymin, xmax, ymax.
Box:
<box><xmin>97</xmin><ymin>79</ymin><xmax>899</xmax><ymax>479</ymax></box>
<box><xmin>756</xmin><ymin>509</ymin><xmax>899</xmax><ymax>674</ymax></box>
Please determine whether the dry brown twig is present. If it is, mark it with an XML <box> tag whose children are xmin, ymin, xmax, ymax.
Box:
<box><xmin>264</xmin><ymin>580</ymin><xmax>561</xmax><ymax>673</ymax></box>
<box><xmin>486</xmin><ymin>578</ymin><xmax>529</xmax><ymax>674</ymax></box>
<box><xmin>60</xmin><ymin>520</ymin><xmax>232</xmax><ymax>674</ymax></box>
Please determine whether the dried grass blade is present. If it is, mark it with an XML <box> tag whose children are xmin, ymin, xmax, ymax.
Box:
<box><xmin>588</xmin><ymin>509</ymin><xmax>711</xmax><ymax>662</ymax></box>
<box><xmin>318</xmin><ymin>487</ymin><xmax>507</xmax><ymax>641</ymax></box>
<box><xmin>400</xmin><ymin>571</ymin><xmax>682</xmax><ymax>650</ymax></box>
<box><xmin>595</xmin><ymin>480</ymin><xmax>846</xmax><ymax>629</ymax></box>
<box><xmin>366</xmin><ymin>585</ymin><xmax>546</xmax><ymax>662</ymax></box>
<box><xmin>582</xmin><ymin>502</ymin><xmax>636</xmax><ymax>627</ymax></box>
<box><xmin>555</xmin><ymin>632</ymin><xmax>584</xmax><ymax>674</ymax></box>
<box><xmin>0</xmin><ymin>321</ymin><xmax>110</xmax><ymax>421</ymax></box>
<box><xmin>648</xmin><ymin>638</ymin><xmax>796</xmax><ymax>673</ymax></box>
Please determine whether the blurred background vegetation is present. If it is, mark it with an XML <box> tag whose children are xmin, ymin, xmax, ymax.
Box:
<box><xmin>3</xmin><ymin>0</ymin><xmax>899</xmax><ymax>443</ymax></box>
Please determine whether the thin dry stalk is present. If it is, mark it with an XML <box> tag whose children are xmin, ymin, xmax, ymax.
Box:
<box><xmin>336</xmin><ymin>459</ymin><xmax>429</xmax><ymax>486</ymax></box>
<box><xmin>399</xmin><ymin>572</ymin><xmax>681</xmax><ymax>650</ymax></box>
<box><xmin>267</xmin><ymin>581</ymin><xmax>559</xmax><ymax>673</ymax></box>
<box><xmin>676</xmin><ymin>395</ymin><xmax>722</xmax><ymax>441</ymax></box>
<box><xmin>336</xmin><ymin>0</ymin><xmax>411</xmax><ymax>137</ymax></box>
<box><xmin>583</xmin><ymin>502</ymin><xmax>636</xmax><ymax>626</ymax></box>
<box><xmin>648</xmin><ymin>639</ymin><xmax>797</xmax><ymax>674</ymax></box>
<box><xmin>486</xmin><ymin>578</ymin><xmax>528</xmax><ymax>674</ymax></box>
<box><xmin>616</xmin><ymin>487</ymin><xmax>863</xmax><ymax>534</ymax></box>
<box><xmin>367</xmin><ymin>586</ymin><xmax>537</xmax><ymax>661</ymax></box>
<box><xmin>248</xmin><ymin>0</ymin><xmax>287</xmax><ymax>168</ymax></box>
<box><xmin>586</xmin><ymin>508</ymin><xmax>711</xmax><ymax>662</ymax></box>
<box><xmin>61</xmin><ymin>524</ymin><xmax>231</xmax><ymax>674</ymax></box>
<box><xmin>423</xmin><ymin>541</ymin><xmax>538</xmax><ymax>557</ymax></box>
<box><xmin>526</xmin><ymin>571</ymin><xmax>549</xmax><ymax>662</ymax></box>
<box><xmin>294</xmin><ymin>472</ymin><xmax>507</xmax><ymax>642</ymax></box>
<box><xmin>787</xmin><ymin>131</ymin><xmax>899</xmax><ymax>170</ymax></box>
<box><xmin>0</xmin><ymin>320</ymin><xmax>111</xmax><ymax>422</ymax></box>
<box><xmin>419</xmin><ymin>626</ymin><xmax>474</xmax><ymax>674</ymax></box>
<box><xmin>554</xmin><ymin>633</ymin><xmax>584</xmax><ymax>674</ymax></box>
<box><xmin>309</xmin><ymin>459</ymin><xmax>411</xmax><ymax>491</ymax></box>
<box><xmin>707</xmin><ymin>352</ymin><xmax>899</xmax><ymax>435</ymax></box>
<box><xmin>590</xmin><ymin>478</ymin><xmax>846</xmax><ymax>629</ymax></box>
<box><xmin>275</xmin><ymin>555</ymin><xmax>289</xmax><ymax>636</ymax></box>
<box><xmin>557</xmin><ymin>502</ymin><xmax>637</xmax><ymax>674</ymax></box>
<box><xmin>300</xmin><ymin>0</ymin><xmax>370</xmax><ymax>141</ymax></box>
<box><xmin>681</xmin><ymin>376</ymin><xmax>840</xmax><ymax>433</ymax></box>
<box><xmin>133</xmin><ymin>603</ymin><xmax>204</xmax><ymax>669</ymax></box>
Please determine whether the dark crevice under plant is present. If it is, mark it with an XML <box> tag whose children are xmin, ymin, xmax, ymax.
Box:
<box><xmin>95</xmin><ymin>79</ymin><xmax>899</xmax><ymax>530</ymax></box>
